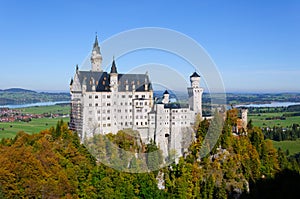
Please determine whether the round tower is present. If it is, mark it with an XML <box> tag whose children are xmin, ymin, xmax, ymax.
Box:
<box><xmin>188</xmin><ymin>72</ymin><xmax>203</xmax><ymax>117</ymax></box>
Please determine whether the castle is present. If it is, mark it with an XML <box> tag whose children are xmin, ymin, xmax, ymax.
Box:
<box><xmin>69</xmin><ymin>36</ymin><xmax>203</xmax><ymax>158</ymax></box>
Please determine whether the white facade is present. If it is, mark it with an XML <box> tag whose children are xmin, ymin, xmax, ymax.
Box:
<box><xmin>69</xmin><ymin>37</ymin><xmax>203</xmax><ymax>159</ymax></box>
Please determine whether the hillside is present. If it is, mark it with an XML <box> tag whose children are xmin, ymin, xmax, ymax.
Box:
<box><xmin>0</xmin><ymin>110</ymin><xmax>300</xmax><ymax>198</ymax></box>
<box><xmin>0</xmin><ymin>88</ymin><xmax>70</xmax><ymax>106</ymax></box>
<box><xmin>1</xmin><ymin>88</ymin><xmax>37</xmax><ymax>93</ymax></box>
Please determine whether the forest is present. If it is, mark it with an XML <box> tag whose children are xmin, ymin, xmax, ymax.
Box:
<box><xmin>0</xmin><ymin>109</ymin><xmax>300</xmax><ymax>198</ymax></box>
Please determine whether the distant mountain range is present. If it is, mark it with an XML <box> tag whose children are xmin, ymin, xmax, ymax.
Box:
<box><xmin>0</xmin><ymin>88</ymin><xmax>37</xmax><ymax>93</ymax></box>
<box><xmin>0</xmin><ymin>88</ymin><xmax>70</xmax><ymax>106</ymax></box>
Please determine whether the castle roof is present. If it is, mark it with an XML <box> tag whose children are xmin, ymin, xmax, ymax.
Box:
<box><xmin>164</xmin><ymin>103</ymin><xmax>189</xmax><ymax>109</ymax></box>
<box><xmin>163</xmin><ymin>90</ymin><xmax>169</xmax><ymax>95</ymax></box>
<box><xmin>110</xmin><ymin>59</ymin><xmax>117</xmax><ymax>74</ymax></box>
<box><xmin>76</xmin><ymin>70</ymin><xmax>152</xmax><ymax>92</ymax></box>
<box><xmin>190</xmin><ymin>72</ymin><xmax>200</xmax><ymax>78</ymax></box>
<box><xmin>92</xmin><ymin>35</ymin><xmax>101</xmax><ymax>54</ymax></box>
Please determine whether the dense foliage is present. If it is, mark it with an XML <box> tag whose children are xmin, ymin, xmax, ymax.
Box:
<box><xmin>263</xmin><ymin>124</ymin><xmax>300</xmax><ymax>141</ymax></box>
<box><xmin>0</xmin><ymin>109</ymin><xmax>300</xmax><ymax>198</ymax></box>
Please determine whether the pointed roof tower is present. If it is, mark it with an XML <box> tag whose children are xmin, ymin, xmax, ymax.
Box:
<box><xmin>110</xmin><ymin>57</ymin><xmax>118</xmax><ymax>74</ymax></box>
<box><xmin>190</xmin><ymin>71</ymin><xmax>200</xmax><ymax>78</ymax></box>
<box><xmin>93</xmin><ymin>35</ymin><xmax>101</xmax><ymax>54</ymax></box>
<box><xmin>91</xmin><ymin>33</ymin><xmax>103</xmax><ymax>72</ymax></box>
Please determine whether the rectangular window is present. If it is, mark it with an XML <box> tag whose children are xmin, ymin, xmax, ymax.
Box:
<box><xmin>107</xmin><ymin>123</ymin><xmax>111</xmax><ymax>127</ymax></box>
<box><xmin>107</xmin><ymin>103</ymin><xmax>111</xmax><ymax>106</ymax></box>
<box><xmin>107</xmin><ymin>95</ymin><xmax>111</xmax><ymax>98</ymax></box>
<box><xmin>129</xmin><ymin>95</ymin><xmax>132</xmax><ymax>98</ymax></box>
<box><xmin>103</xmin><ymin>124</ymin><xmax>106</xmax><ymax>127</ymax></box>
<box><xmin>89</xmin><ymin>95</ymin><xmax>92</xmax><ymax>99</ymax></box>
<box><xmin>102</xmin><ymin>95</ymin><xmax>106</xmax><ymax>99</ymax></box>
<box><xmin>95</xmin><ymin>103</ymin><xmax>98</xmax><ymax>106</ymax></box>
<box><xmin>95</xmin><ymin>95</ymin><xmax>98</xmax><ymax>99</ymax></box>
<box><xmin>135</xmin><ymin>95</ymin><xmax>139</xmax><ymax>98</ymax></box>
<box><xmin>122</xmin><ymin>95</ymin><xmax>126</xmax><ymax>98</ymax></box>
<box><xmin>89</xmin><ymin>104</ymin><xmax>92</xmax><ymax>107</ymax></box>
<box><xmin>142</xmin><ymin>95</ymin><xmax>145</xmax><ymax>98</ymax></box>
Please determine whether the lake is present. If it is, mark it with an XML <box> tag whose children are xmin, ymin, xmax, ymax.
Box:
<box><xmin>236</xmin><ymin>102</ymin><xmax>300</xmax><ymax>108</ymax></box>
<box><xmin>0</xmin><ymin>101</ymin><xmax>70</xmax><ymax>109</ymax></box>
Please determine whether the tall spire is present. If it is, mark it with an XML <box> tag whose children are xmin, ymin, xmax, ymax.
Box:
<box><xmin>93</xmin><ymin>34</ymin><xmax>100</xmax><ymax>54</ymax></box>
<box><xmin>110</xmin><ymin>57</ymin><xmax>118</xmax><ymax>74</ymax></box>
<box><xmin>91</xmin><ymin>33</ymin><xmax>103</xmax><ymax>71</ymax></box>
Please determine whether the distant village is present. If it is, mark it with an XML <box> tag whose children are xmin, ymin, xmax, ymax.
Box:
<box><xmin>0</xmin><ymin>108</ymin><xmax>69</xmax><ymax>123</ymax></box>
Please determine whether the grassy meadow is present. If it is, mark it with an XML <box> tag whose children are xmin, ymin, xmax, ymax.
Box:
<box><xmin>248</xmin><ymin>112</ymin><xmax>300</xmax><ymax>127</ymax></box>
<box><xmin>272</xmin><ymin>139</ymin><xmax>300</xmax><ymax>156</ymax></box>
<box><xmin>0</xmin><ymin>105</ymin><xmax>70</xmax><ymax>139</ymax></box>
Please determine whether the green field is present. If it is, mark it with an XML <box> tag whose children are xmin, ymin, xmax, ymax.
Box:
<box><xmin>0</xmin><ymin>105</ymin><xmax>70</xmax><ymax>139</ymax></box>
<box><xmin>17</xmin><ymin>104</ymin><xmax>70</xmax><ymax>115</ymax></box>
<box><xmin>248</xmin><ymin>112</ymin><xmax>300</xmax><ymax>127</ymax></box>
<box><xmin>0</xmin><ymin>117</ymin><xmax>70</xmax><ymax>139</ymax></box>
<box><xmin>272</xmin><ymin>139</ymin><xmax>300</xmax><ymax>156</ymax></box>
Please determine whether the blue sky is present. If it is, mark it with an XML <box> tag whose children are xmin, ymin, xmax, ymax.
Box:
<box><xmin>0</xmin><ymin>0</ymin><xmax>299</xmax><ymax>92</ymax></box>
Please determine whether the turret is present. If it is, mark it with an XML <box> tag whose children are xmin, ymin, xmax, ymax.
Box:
<box><xmin>110</xmin><ymin>58</ymin><xmax>118</xmax><ymax>92</ymax></box>
<box><xmin>90</xmin><ymin>35</ymin><xmax>103</xmax><ymax>71</ymax></box>
<box><xmin>188</xmin><ymin>71</ymin><xmax>203</xmax><ymax>117</ymax></box>
<box><xmin>190</xmin><ymin>72</ymin><xmax>200</xmax><ymax>88</ymax></box>
<box><xmin>241</xmin><ymin>109</ymin><xmax>248</xmax><ymax>130</ymax></box>
<box><xmin>162</xmin><ymin>90</ymin><xmax>169</xmax><ymax>104</ymax></box>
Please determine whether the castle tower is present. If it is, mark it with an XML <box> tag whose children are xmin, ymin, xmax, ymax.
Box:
<box><xmin>90</xmin><ymin>35</ymin><xmax>103</xmax><ymax>71</ymax></box>
<box><xmin>110</xmin><ymin>58</ymin><xmax>118</xmax><ymax>92</ymax></box>
<box><xmin>162</xmin><ymin>90</ymin><xmax>169</xmax><ymax>104</ymax></box>
<box><xmin>187</xmin><ymin>72</ymin><xmax>203</xmax><ymax>117</ymax></box>
<box><xmin>241</xmin><ymin>109</ymin><xmax>248</xmax><ymax>130</ymax></box>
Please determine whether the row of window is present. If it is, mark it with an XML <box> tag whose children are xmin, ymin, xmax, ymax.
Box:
<box><xmin>89</xmin><ymin>103</ymin><xmax>111</xmax><ymax>107</ymax></box>
<box><xmin>89</xmin><ymin>94</ymin><xmax>150</xmax><ymax>99</ymax></box>
<box><xmin>88</xmin><ymin>101</ymin><xmax>149</xmax><ymax>107</ymax></box>
<box><xmin>92</xmin><ymin>121</ymin><xmax>149</xmax><ymax>128</ymax></box>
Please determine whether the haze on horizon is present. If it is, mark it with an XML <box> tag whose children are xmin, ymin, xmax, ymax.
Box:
<box><xmin>0</xmin><ymin>0</ymin><xmax>299</xmax><ymax>93</ymax></box>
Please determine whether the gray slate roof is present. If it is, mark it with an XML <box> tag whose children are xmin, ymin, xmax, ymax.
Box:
<box><xmin>76</xmin><ymin>71</ymin><xmax>152</xmax><ymax>92</ymax></box>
